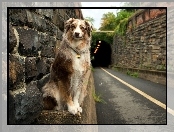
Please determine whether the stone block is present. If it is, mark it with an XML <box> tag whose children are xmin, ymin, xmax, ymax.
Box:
<box><xmin>57</xmin><ymin>15</ymin><xmax>65</xmax><ymax>32</ymax></box>
<box><xmin>40</xmin><ymin>46</ymin><xmax>55</xmax><ymax>58</ymax></box>
<box><xmin>39</xmin><ymin>32</ymin><xmax>56</xmax><ymax>46</ymax></box>
<box><xmin>145</xmin><ymin>10</ymin><xmax>150</xmax><ymax>21</ymax></box>
<box><xmin>136</xmin><ymin>13</ymin><xmax>143</xmax><ymax>26</ymax></box>
<box><xmin>152</xmin><ymin>45</ymin><xmax>160</xmax><ymax>50</ymax></box>
<box><xmin>12</xmin><ymin>81</ymin><xmax>43</xmax><ymax>124</ymax></box>
<box><xmin>152</xmin><ymin>54</ymin><xmax>158</xmax><ymax>62</ymax></box>
<box><xmin>64</xmin><ymin>14</ymin><xmax>70</xmax><ymax>22</ymax></box>
<box><xmin>58</xmin><ymin>9</ymin><xmax>66</xmax><ymax>19</ymax></box>
<box><xmin>38</xmin><ymin>32</ymin><xmax>56</xmax><ymax>58</ymax></box>
<box><xmin>25</xmin><ymin>57</ymin><xmax>54</xmax><ymax>83</ymax></box>
<box><xmin>8</xmin><ymin>91</ymin><xmax>16</xmax><ymax>124</ymax></box>
<box><xmin>9</xmin><ymin>54</ymin><xmax>25</xmax><ymax>90</ymax></box>
<box><xmin>36</xmin><ymin>57</ymin><xmax>54</xmax><ymax>79</ymax></box>
<box><xmin>36</xmin><ymin>9</ymin><xmax>53</xmax><ymax>20</ymax></box>
<box><xmin>45</xmin><ymin>21</ymin><xmax>58</xmax><ymax>36</ymax></box>
<box><xmin>26</xmin><ymin>10</ymin><xmax>46</xmax><ymax>32</ymax></box>
<box><xmin>9</xmin><ymin>23</ymin><xmax>17</xmax><ymax>53</ymax></box>
<box><xmin>36</xmin><ymin>74</ymin><xmax>50</xmax><ymax>91</ymax></box>
<box><xmin>25</xmin><ymin>57</ymin><xmax>37</xmax><ymax>82</ymax></box>
<box><xmin>35</xmin><ymin>110</ymin><xmax>81</xmax><ymax>124</ymax></box>
<box><xmin>150</xmin><ymin>9</ymin><xmax>166</xmax><ymax>19</ymax></box>
<box><xmin>52</xmin><ymin>9</ymin><xmax>59</xmax><ymax>26</ymax></box>
<box><xmin>9</xmin><ymin>9</ymin><xmax>27</xmax><ymax>26</ymax></box>
<box><xmin>57</xmin><ymin>28</ymin><xmax>63</xmax><ymax>40</ymax></box>
<box><xmin>17</xmin><ymin>28</ymin><xmax>40</xmax><ymax>56</ymax></box>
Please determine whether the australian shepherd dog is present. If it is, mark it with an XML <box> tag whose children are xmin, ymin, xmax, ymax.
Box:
<box><xmin>42</xmin><ymin>18</ymin><xmax>92</xmax><ymax>115</ymax></box>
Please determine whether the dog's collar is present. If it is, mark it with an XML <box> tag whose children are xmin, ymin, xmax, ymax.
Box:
<box><xmin>64</xmin><ymin>38</ymin><xmax>89</xmax><ymax>59</ymax></box>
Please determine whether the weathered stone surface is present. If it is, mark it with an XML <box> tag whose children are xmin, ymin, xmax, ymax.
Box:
<box><xmin>26</xmin><ymin>9</ymin><xmax>57</xmax><ymax>36</ymax></box>
<box><xmin>36</xmin><ymin>9</ymin><xmax>53</xmax><ymax>20</ymax></box>
<box><xmin>81</xmin><ymin>73</ymin><xmax>97</xmax><ymax>124</ymax></box>
<box><xmin>57</xmin><ymin>14</ymin><xmax>65</xmax><ymax>32</ymax></box>
<box><xmin>14</xmin><ymin>81</ymin><xmax>43</xmax><ymax>124</ymax></box>
<box><xmin>38</xmin><ymin>32</ymin><xmax>56</xmax><ymax>57</ymax></box>
<box><xmin>57</xmin><ymin>28</ymin><xmax>63</xmax><ymax>40</ymax></box>
<box><xmin>8</xmin><ymin>91</ymin><xmax>16</xmax><ymax>124</ymax></box>
<box><xmin>35</xmin><ymin>110</ymin><xmax>82</xmax><ymax>124</ymax></box>
<box><xmin>52</xmin><ymin>9</ymin><xmax>59</xmax><ymax>26</ymax></box>
<box><xmin>36</xmin><ymin>74</ymin><xmax>50</xmax><ymax>90</ymax></box>
<box><xmin>25</xmin><ymin>57</ymin><xmax>37</xmax><ymax>82</ymax></box>
<box><xmin>40</xmin><ymin>46</ymin><xmax>55</xmax><ymax>58</ymax></box>
<box><xmin>45</xmin><ymin>21</ymin><xmax>58</xmax><ymax>36</ymax></box>
<box><xmin>17</xmin><ymin>28</ymin><xmax>39</xmax><ymax>56</ymax></box>
<box><xmin>25</xmin><ymin>57</ymin><xmax>54</xmax><ymax>83</ymax></box>
<box><xmin>26</xmin><ymin>10</ymin><xmax>46</xmax><ymax>32</ymax></box>
<box><xmin>9</xmin><ymin>23</ymin><xmax>17</xmax><ymax>53</ymax></box>
<box><xmin>112</xmin><ymin>12</ymin><xmax>166</xmax><ymax>71</ymax></box>
<box><xmin>9</xmin><ymin>9</ymin><xmax>27</xmax><ymax>26</ymax></box>
<box><xmin>36</xmin><ymin>57</ymin><xmax>54</xmax><ymax>79</ymax></box>
<box><xmin>9</xmin><ymin>54</ymin><xmax>25</xmax><ymax>90</ymax></box>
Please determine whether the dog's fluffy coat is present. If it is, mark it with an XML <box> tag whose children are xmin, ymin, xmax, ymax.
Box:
<box><xmin>42</xmin><ymin>18</ymin><xmax>92</xmax><ymax>115</ymax></box>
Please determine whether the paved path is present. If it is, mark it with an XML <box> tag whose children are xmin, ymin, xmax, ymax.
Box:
<box><xmin>93</xmin><ymin>68</ymin><xmax>168</xmax><ymax>124</ymax></box>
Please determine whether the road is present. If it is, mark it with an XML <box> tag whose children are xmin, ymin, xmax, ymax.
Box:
<box><xmin>93</xmin><ymin>68</ymin><xmax>167</xmax><ymax>124</ymax></box>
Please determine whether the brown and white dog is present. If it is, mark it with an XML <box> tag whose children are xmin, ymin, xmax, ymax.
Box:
<box><xmin>42</xmin><ymin>18</ymin><xmax>92</xmax><ymax>115</ymax></box>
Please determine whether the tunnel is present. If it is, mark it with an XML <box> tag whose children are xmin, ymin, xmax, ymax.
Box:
<box><xmin>91</xmin><ymin>40</ymin><xmax>112</xmax><ymax>68</ymax></box>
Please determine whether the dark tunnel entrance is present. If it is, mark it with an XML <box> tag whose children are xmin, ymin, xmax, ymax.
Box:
<box><xmin>91</xmin><ymin>40</ymin><xmax>112</xmax><ymax>67</ymax></box>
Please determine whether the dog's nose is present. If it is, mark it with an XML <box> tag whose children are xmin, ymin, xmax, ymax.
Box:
<box><xmin>75</xmin><ymin>32</ymin><xmax>80</xmax><ymax>37</ymax></box>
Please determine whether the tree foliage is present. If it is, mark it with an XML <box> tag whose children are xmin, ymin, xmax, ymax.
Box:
<box><xmin>84</xmin><ymin>16</ymin><xmax>94</xmax><ymax>25</ymax></box>
<box><xmin>91</xmin><ymin>9</ymin><xmax>135</xmax><ymax>48</ymax></box>
<box><xmin>99</xmin><ymin>9</ymin><xmax>135</xmax><ymax>35</ymax></box>
<box><xmin>114</xmin><ymin>10</ymin><xmax>134</xmax><ymax>35</ymax></box>
<box><xmin>84</xmin><ymin>16</ymin><xmax>97</xmax><ymax>31</ymax></box>
<box><xmin>99</xmin><ymin>12</ymin><xmax>116</xmax><ymax>31</ymax></box>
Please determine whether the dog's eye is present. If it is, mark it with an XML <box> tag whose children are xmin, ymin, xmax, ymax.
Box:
<box><xmin>71</xmin><ymin>24</ymin><xmax>75</xmax><ymax>29</ymax></box>
<box><xmin>81</xmin><ymin>26</ymin><xmax>85</xmax><ymax>30</ymax></box>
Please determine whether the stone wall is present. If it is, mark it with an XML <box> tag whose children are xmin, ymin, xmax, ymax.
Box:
<box><xmin>8</xmin><ymin>8</ymin><xmax>96</xmax><ymax>124</ymax></box>
<box><xmin>112</xmin><ymin>9</ymin><xmax>166</xmax><ymax>71</ymax></box>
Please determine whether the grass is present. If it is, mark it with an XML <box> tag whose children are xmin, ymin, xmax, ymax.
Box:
<box><xmin>113</xmin><ymin>67</ymin><xmax>118</xmax><ymax>71</ymax></box>
<box><xmin>92</xmin><ymin>91</ymin><xmax>106</xmax><ymax>104</ymax></box>
<box><xmin>126</xmin><ymin>70</ymin><xmax>139</xmax><ymax>78</ymax></box>
<box><xmin>91</xmin><ymin>66</ymin><xmax>95</xmax><ymax>72</ymax></box>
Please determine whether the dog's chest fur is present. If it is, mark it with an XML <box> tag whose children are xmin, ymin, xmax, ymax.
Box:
<box><xmin>71</xmin><ymin>50</ymin><xmax>89</xmax><ymax>73</ymax></box>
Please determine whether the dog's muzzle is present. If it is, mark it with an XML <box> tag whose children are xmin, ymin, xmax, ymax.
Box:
<box><xmin>74</xmin><ymin>32</ymin><xmax>83</xmax><ymax>39</ymax></box>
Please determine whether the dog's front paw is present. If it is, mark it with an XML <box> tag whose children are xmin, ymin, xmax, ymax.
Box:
<box><xmin>77</xmin><ymin>107</ymin><xmax>82</xmax><ymax>113</ymax></box>
<box><xmin>74</xmin><ymin>102</ymin><xmax>82</xmax><ymax>113</ymax></box>
<box><xmin>68</xmin><ymin>105</ymin><xmax>78</xmax><ymax>115</ymax></box>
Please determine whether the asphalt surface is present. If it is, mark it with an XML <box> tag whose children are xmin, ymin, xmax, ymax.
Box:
<box><xmin>93</xmin><ymin>68</ymin><xmax>167</xmax><ymax>124</ymax></box>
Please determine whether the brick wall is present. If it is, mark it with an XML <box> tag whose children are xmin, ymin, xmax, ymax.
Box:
<box><xmin>8</xmin><ymin>8</ymin><xmax>84</xmax><ymax>124</ymax></box>
<box><xmin>111</xmin><ymin>9</ymin><xmax>166</xmax><ymax>84</ymax></box>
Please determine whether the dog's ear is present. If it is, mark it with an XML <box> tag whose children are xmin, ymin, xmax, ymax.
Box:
<box><xmin>64</xmin><ymin>18</ymin><xmax>74</xmax><ymax>32</ymax></box>
<box><xmin>85</xmin><ymin>20</ymin><xmax>93</xmax><ymax>37</ymax></box>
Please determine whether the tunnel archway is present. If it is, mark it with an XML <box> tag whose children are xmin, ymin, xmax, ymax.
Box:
<box><xmin>91</xmin><ymin>40</ymin><xmax>112</xmax><ymax>67</ymax></box>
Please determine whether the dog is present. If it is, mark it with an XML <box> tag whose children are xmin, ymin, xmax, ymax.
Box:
<box><xmin>42</xmin><ymin>18</ymin><xmax>92</xmax><ymax>115</ymax></box>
